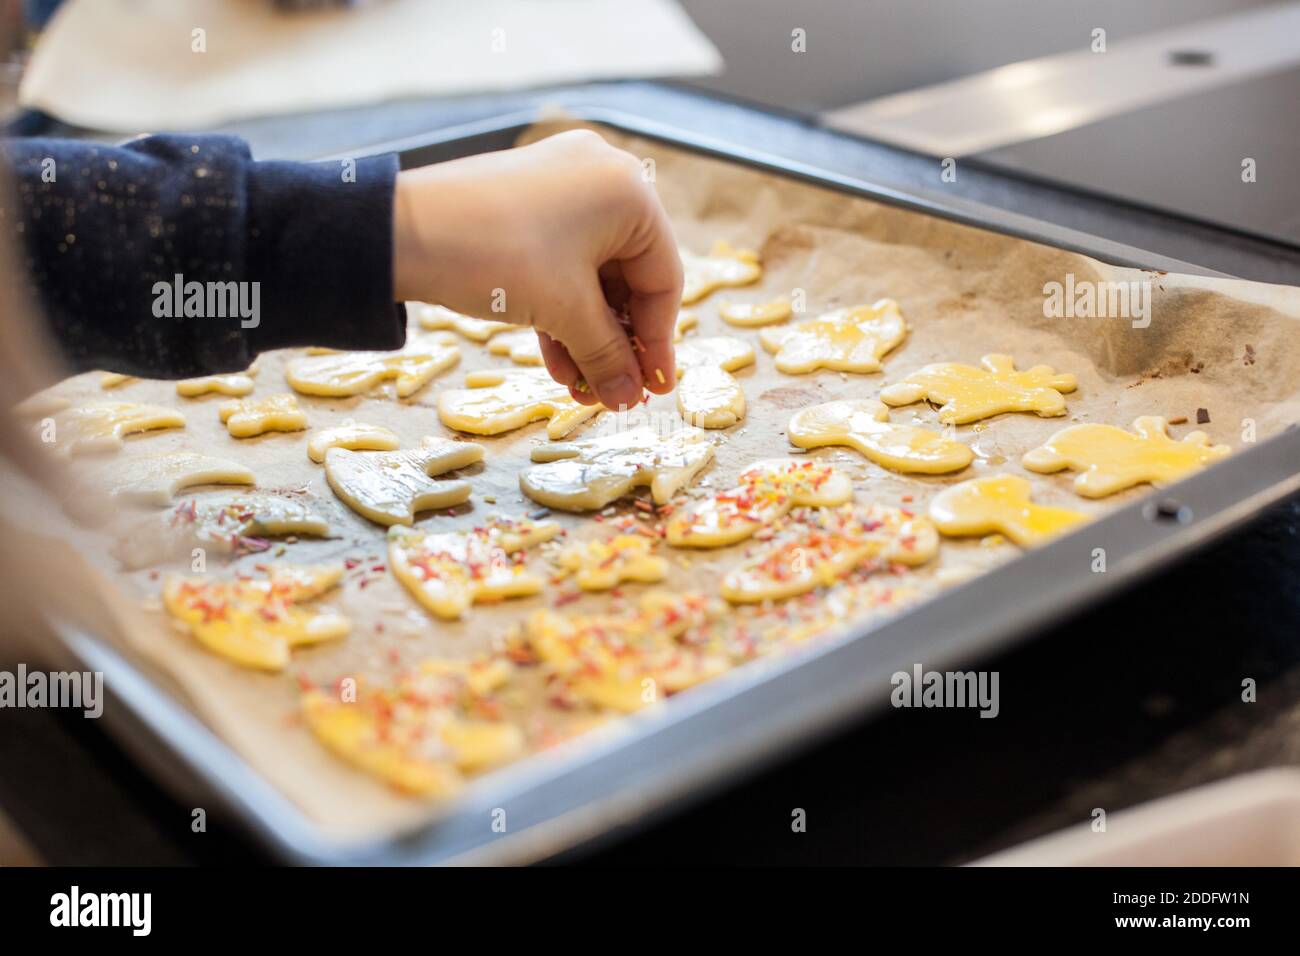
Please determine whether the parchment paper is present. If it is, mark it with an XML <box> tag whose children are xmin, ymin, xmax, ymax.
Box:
<box><xmin>7</xmin><ymin>120</ymin><xmax>1300</xmax><ymax>843</ymax></box>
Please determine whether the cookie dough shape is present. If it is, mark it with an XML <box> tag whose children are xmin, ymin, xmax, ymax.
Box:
<box><xmin>438</xmin><ymin>368</ymin><xmax>604</xmax><ymax>440</ymax></box>
<box><xmin>14</xmin><ymin>388</ymin><xmax>71</xmax><ymax>417</ymax></box>
<box><xmin>285</xmin><ymin>336</ymin><xmax>459</xmax><ymax>399</ymax></box>
<box><xmin>302</xmin><ymin>661</ymin><xmax>523</xmax><ymax>796</ymax></box>
<box><xmin>520</xmin><ymin>591</ymin><xmax>729</xmax><ymax>712</ymax></box>
<box><xmin>929</xmin><ymin>475</ymin><xmax>1089</xmax><ymax>548</ymax></box>
<box><xmin>388</xmin><ymin>516</ymin><xmax>561</xmax><ymax>619</ymax></box>
<box><xmin>667</xmin><ymin>458</ymin><xmax>853</xmax><ymax>548</ymax></box>
<box><xmin>788</xmin><ymin>399</ymin><xmax>973</xmax><ymax>475</ymax></box>
<box><xmin>218</xmin><ymin>393</ymin><xmax>307</xmax><ymax>438</ymax></box>
<box><xmin>719</xmin><ymin>297</ymin><xmax>792</xmax><ymax>328</ymax></box>
<box><xmin>100</xmin><ymin>372</ymin><xmax>137</xmax><ymax>389</ymax></box>
<box><xmin>57</xmin><ymin>401</ymin><xmax>186</xmax><ymax>455</ymax></box>
<box><xmin>722</xmin><ymin>503</ymin><xmax>939</xmax><ymax>604</ymax></box>
<box><xmin>675</xmin><ymin>336</ymin><xmax>755</xmax><ymax>428</ymax></box>
<box><xmin>325</xmin><ymin>436</ymin><xmax>484</xmax><ymax>526</ymax></box>
<box><xmin>487</xmin><ymin>329</ymin><xmax>544</xmax><ymax>366</ymax></box>
<box><xmin>176</xmin><ymin>371</ymin><xmax>255</xmax><ymax>397</ymax></box>
<box><xmin>412</xmin><ymin>303</ymin><xmax>513</xmax><ymax>342</ymax></box>
<box><xmin>557</xmin><ymin>534</ymin><xmax>669</xmax><ymax>590</ymax></box>
<box><xmin>1023</xmin><ymin>415</ymin><xmax>1230</xmax><ymax>498</ymax></box>
<box><xmin>880</xmin><ymin>353</ymin><xmax>1077</xmax><ymax>425</ymax></box>
<box><xmin>674</xmin><ymin>310</ymin><xmax>698</xmax><ymax>341</ymax></box>
<box><xmin>760</xmin><ymin>299</ymin><xmax>907</xmax><ymax>375</ymax></box>
<box><xmin>681</xmin><ymin>241</ymin><xmax>762</xmax><ymax>305</ymax></box>
<box><xmin>306</xmin><ymin>422</ymin><xmax>400</xmax><ymax>463</ymax></box>
<box><xmin>522</xmin><ymin>425</ymin><xmax>714</xmax><ymax>512</ymax></box>
<box><xmin>163</xmin><ymin>564</ymin><xmax>350</xmax><ymax>671</ymax></box>
<box><xmin>106</xmin><ymin>452</ymin><xmax>256</xmax><ymax>506</ymax></box>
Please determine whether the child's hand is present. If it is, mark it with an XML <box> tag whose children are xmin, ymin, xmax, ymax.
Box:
<box><xmin>393</xmin><ymin>130</ymin><xmax>682</xmax><ymax>411</ymax></box>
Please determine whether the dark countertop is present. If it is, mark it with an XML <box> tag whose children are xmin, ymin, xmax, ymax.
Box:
<box><xmin>2</xmin><ymin>81</ymin><xmax>1298</xmax><ymax>865</ymax></box>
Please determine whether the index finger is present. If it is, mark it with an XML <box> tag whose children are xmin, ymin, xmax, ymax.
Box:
<box><xmin>614</xmin><ymin>200</ymin><xmax>682</xmax><ymax>396</ymax></box>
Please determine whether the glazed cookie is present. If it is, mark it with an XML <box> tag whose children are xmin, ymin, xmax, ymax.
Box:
<box><xmin>674</xmin><ymin>336</ymin><xmax>755</xmax><ymax>428</ymax></box>
<box><xmin>105</xmin><ymin>452</ymin><xmax>256</xmax><ymax>506</ymax></box>
<box><xmin>721</xmin><ymin>503</ymin><xmax>939</xmax><ymax>604</ymax></box>
<box><xmin>162</xmin><ymin>564</ymin><xmax>350</xmax><ymax>671</ymax></box>
<box><xmin>487</xmin><ymin>329</ymin><xmax>544</xmax><ymax>366</ymax></box>
<box><xmin>667</xmin><ymin>458</ymin><xmax>853</xmax><ymax>548</ymax></box>
<box><xmin>680</xmin><ymin>241</ymin><xmax>762</xmax><ymax>305</ymax></box>
<box><xmin>556</xmin><ymin>534</ymin><xmax>669</xmax><ymax>591</ymax></box>
<box><xmin>55</xmin><ymin>401</ymin><xmax>185</xmax><ymax>455</ymax></box>
<box><xmin>928</xmin><ymin>475</ymin><xmax>1089</xmax><ymax>547</ymax></box>
<box><xmin>718</xmin><ymin>297</ymin><xmax>792</xmax><ymax>328</ymax></box>
<box><xmin>324</xmin><ymin>436</ymin><xmax>484</xmax><ymax>526</ymax></box>
<box><xmin>759</xmin><ymin>299</ymin><xmax>907</xmax><ymax>375</ymax></box>
<box><xmin>388</xmin><ymin>516</ymin><xmax>561</xmax><ymax>620</ymax></box>
<box><xmin>1023</xmin><ymin>416</ymin><xmax>1230</xmax><ymax>498</ymax></box>
<box><xmin>787</xmin><ymin>399</ymin><xmax>972</xmax><ymax>474</ymax></box>
<box><xmin>411</xmin><ymin>302</ymin><xmax>513</xmax><ymax>342</ymax></box>
<box><xmin>306</xmin><ymin>422</ymin><xmax>400</xmax><ymax>463</ymax></box>
<box><xmin>176</xmin><ymin>370</ymin><xmax>256</xmax><ymax>398</ymax></box>
<box><xmin>438</xmin><ymin>368</ymin><xmax>604</xmax><ymax>440</ymax></box>
<box><xmin>880</xmin><ymin>354</ymin><xmax>1076</xmax><ymax>424</ymax></box>
<box><xmin>285</xmin><ymin>336</ymin><xmax>459</xmax><ymax>399</ymax></box>
<box><xmin>218</xmin><ymin>393</ymin><xmax>308</xmax><ymax>438</ymax></box>
<box><xmin>521</xmin><ymin>425</ymin><xmax>714</xmax><ymax>511</ymax></box>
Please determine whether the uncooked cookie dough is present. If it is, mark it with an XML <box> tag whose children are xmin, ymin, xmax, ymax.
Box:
<box><xmin>556</xmin><ymin>534</ymin><xmax>669</xmax><ymax>590</ymax></box>
<box><xmin>105</xmin><ymin>452</ymin><xmax>256</xmax><ymax>506</ymax></box>
<box><xmin>928</xmin><ymin>475</ymin><xmax>1089</xmax><ymax>547</ymax></box>
<box><xmin>667</xmin><ymin>458</ymin><xmax>853</xmax><ymax>548</ymax></box>
<box><xmin>219</xmin><ymin>393</ymin><xmax>308</xmax><ymax>438</ymax></box>
<box><xmin>720</xmin><ymin>503</ymin><xmax>939</xmax><ymax>604</ymax></box>
<box><xmin>176</xmin><ymin>370</ymin><xmax>256</xmax><ymax>398</ymax></box>
<box><xmin>285</xmin><ymin>336</ymin><xmax>459</xmax><ymax>399</ymax></box>
<box><xmin>324</xmin><ymin>436</ymin><xmax>484</xmax><ymax>526</ymax></box>
<box><xmin>1022</xmin><ymin>415</ymin><xmax>1231</xmax><ymax>498</ymax></box>
<box><xmin>306</xmin><ymin>422</ymin><xmax>400</xmax><ymax>463</ymax></box>
<box><xmin>880</xmin><ymin>354</ymin><xmax>1077</xmax><ymax>425</ymax></box>
<box><xmin>487</xmin><ymin>329</ymin><xmax>544</xmax><ymax>366</ymax></box>
<box><xmin>56</xmin><ymin>401</ymin><xmax>186</xmax><ymax>456</ymax></box>
<box><xmin>675</xmin><ymin>336</ymin><xmax>755</xmax><ymax>428</ymax></box>
<box><xmin>163</xmin><ymin>563</ymin><xmax>350</xmax><ymax>671</ymax></box>
<box><xmin>411</xmin><ymin>302</ymin><xmax>513</xmax><ymax>342</ymax></box>
<box><xmin>680</xmin><ymin>241</ymin><xmax>762</xmax><ymax>305</ymax></box>
<box><xmin>788</xmin><ymin>399</ymin><xmax>972</xmax><ymax>474</ymax></box>
<box><xmin>388</xmin><ymin>516</ymin><xmax>561</xmax><ymax>620</ymax></box>
<box><xmin>438</xmin><ymin>368</ymin><xmax>604</xmax><ymax>440</ymax></box>
<box><xmin>521</xmin><ymin>425</ymin><xmax>714</xmax><ymax>511</ymax></box>
<box><xmin>719</xmin><ymin>297</ymin><xmax>792</xmax><ymax>328</ymax></box>
<box><xmin>759</xmin><ymin>299</ymin><xmax>907</xmax><ymax>374</ymax></box>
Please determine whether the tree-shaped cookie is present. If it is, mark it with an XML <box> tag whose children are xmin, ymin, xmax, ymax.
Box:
<box><xmin>105</xmin><ymin>452</ymin><xmax>256</xmax><ymax>506</ymax></box>
<box><xmin>324</xmin><ymin>436</ymin><xmax>484</xmax><ymax>526</ymax></box>
<box><xmin>880</xmin><ymin>353</ymin><xmax>1077</xmax><ymax>424</ymax></box>
<box><xmin>556</xmin><ymin>534</ymin><xmax>669</xmax><ymax>590</ymax></box>
<box><xmin>302</xmin><ymin>659</ymin><xmax>523</xmax><ymax>795</ymax></box>
<box><xmin>411</xmin><ymin>302</ymin><xmax>513</xmax><ymax>341</ymax></box>
<box><xmin>680</xmin><ymin>241</ymin><xmax>762</xmax><ymax>305</ymax></box>
<box><xmin>675</xmin><ymin>336</ymin><xmax>755</xmax><ymax>428</ymax></box>
<box><xmin>666</xmin><ymin>458</ymin><xmax>853</xmax><ymax>548</ymax></box>
<box><xmin>487</xmin><ymin>328</ymin><xmax>544</xmax><ymax>366</ymax></box>
<box><xmin>759</xmin><ymin>299</ymin><xmax>907</xmax><ymax>374</ymax></box>
<box><xmin>1022</xmin><ymin>415</ymin><xmax>1230</xmax><ymax>498</ymax></box>
<box><xmin>721</xmin><ymin>503</ymin><xmax>938</xmax><ymax>604</ymax></box>
<box><xmin>719</xmin><ymin>297</ymin><xmax>792</xmax><ymax>328</ymax></box>
<box><xmin>218</xmin><ymin>393</ymin><xmax>308</xmax><ymax>437</ymax></box>
<box><xmin>438</xmin><ymin>368</ymin><xmax>604</xmax><ymax>440</ymax></box>
<box><xmin>306</xmin><ymin>422</ymin><xmax>400</xmax><ymax>463</ymax></box>
<box><xmin>286</xmin><ymin>336</ymin><xmax>459</xmax><ymax>399</ymax></box>
<box><xmin>388</xmin><ymin>515</ymin><xmax>561</xmax><ymax>619</ymax></box>
<box><xmin>162</xmin><ymin>563</ymin><xmax>350</xmax><ymax>670</ymax></box>
<box><xmin>521</xmin><ymin>425</ymin><xmax>714</xmax><ymax>512</ymax></box>
<box><xmin>788</xmin><ymin>399</ymin><xmax>973</xmax><ymax>474</ymax></box>
<box><xmin>55</xmin><ymin>401</ymin><xmax>185</xmax><ymax>455</ymax></box>
<box><xmin>516</xmin><ymin>591</ymin><xmax>729</xmax><ymax>712</ymax></box>
<box><xmin>928</xmin><ymin>475</ymin><xmax>1088</xmax><ymax>548</ymax></box>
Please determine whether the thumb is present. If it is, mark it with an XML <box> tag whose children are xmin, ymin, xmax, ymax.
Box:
<box><xmin>552</xmin><ymin>283</ymin><xmax>646</xmax><ymax>410</ymax></box>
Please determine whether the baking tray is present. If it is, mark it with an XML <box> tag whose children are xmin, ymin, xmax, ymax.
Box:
<box><xmin>46</xmin><ymin>107</ymin><xmax>1300</xmax><ymax>865</ymax></box>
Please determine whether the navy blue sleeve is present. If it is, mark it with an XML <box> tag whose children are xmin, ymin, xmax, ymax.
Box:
<box><xmin>0</xmin><ymin>134</ymin><xmax>406</xmax><ymax>378</ymax></box>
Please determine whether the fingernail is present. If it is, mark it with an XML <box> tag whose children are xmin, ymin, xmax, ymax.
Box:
<box><xmin>597</xmin><ymin>374</ymin><xmax>636</xmax><ymax>409</ymax></box>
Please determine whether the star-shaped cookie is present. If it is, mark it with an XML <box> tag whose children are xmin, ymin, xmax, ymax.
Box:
<box><xmin>218</xmin><ymin>393</ymin><xmax>308</xmax><ymax>438</ymax></box>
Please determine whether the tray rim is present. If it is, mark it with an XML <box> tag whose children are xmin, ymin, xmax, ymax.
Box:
<box><xmin>44</xmin><ymin>105</ymin><xmax>1300</xmax><ymax>866</ymax></box>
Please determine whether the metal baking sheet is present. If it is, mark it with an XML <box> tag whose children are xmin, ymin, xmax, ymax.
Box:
<box><xmin>48</xmin><ymin>107</ymin><xmax>1300</xmax><ymax>865</ymax></box>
